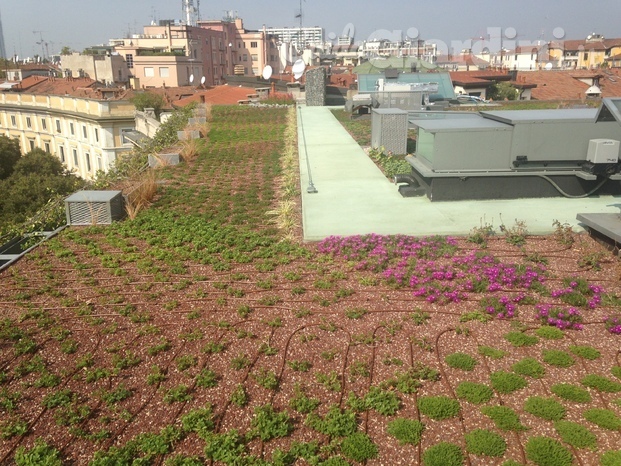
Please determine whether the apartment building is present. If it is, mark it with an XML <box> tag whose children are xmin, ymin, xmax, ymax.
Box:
<box><xmin>264</xmin><ymin>26</ymin><xmax>324</xmax><ymax>49</ymax></box>
<box><xmin>549</xmin><ymin>34</ymin><xmax>621</xmax><ymax>69</ymax></box>
<box><xmin>109</xmin><ymin>22</ymin><xmax>218</xmax><ymax>88</ymax></box>
<box><xmin>0</xmin><ymin>76</ymin><xmax>135</xmax><ymax>180</ymax></box>
<box><xmin>198</xmin><ymin>16</ymin><xmax>281</xmax><ymax>78</ymax></box>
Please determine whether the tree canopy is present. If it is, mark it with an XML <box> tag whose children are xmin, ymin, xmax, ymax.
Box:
<box><xmin>0</xmin><ymin>135</ymin><xmax>22</xmax><ymax>180</ymax></box>
<box><xmin>488</xmin><ymin>82</ymin><xmax>518</xmax><ymax>101</ymax></box>
<box><xmin>129</xmin><ymin>92</ymin><xmax>166</xmax><ymax>119</ymax></box>
<box><xmin>0</xmin><ymin>149</ymin><xmax>82</xmax><ymax>229</ymax></box>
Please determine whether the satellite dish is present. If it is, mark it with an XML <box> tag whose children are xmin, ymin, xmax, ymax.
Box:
<box><xmin>262</xmin><ymin>65</ymin><xmax>273</xmax><ymax>80</ymax></box>
<box><xmin>200</xmin><ymin>76</ymin><xmax>206</xmax><ymax>85</ymax></box>
<box><xmin>544</xmin><ymin>63</ymin><xmax>553</xmax><ymax>71</ymax></box>
<box><xmin>292</xmin><ymin>59</ymin><xmax>306</xmax><ymax>80</ymax></box>
<box><xmin>189</xmin><ymin>74</ymin><xmax>194</xmax><ymax>84</ymax></box>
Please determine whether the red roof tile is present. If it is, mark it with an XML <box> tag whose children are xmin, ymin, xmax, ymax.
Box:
<box><xmin>517</xmin><ymin>69</ymin><xmax>621</xmax><ymax>100</ymax></box>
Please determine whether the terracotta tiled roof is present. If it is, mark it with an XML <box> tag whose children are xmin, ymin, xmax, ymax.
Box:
<box><xmin>549</xmin><ymin>38</ymin><xmax>621</xmax><ymax>52</ymax></box>
<box><xmin>450</xmin><ymin>70</ymin><xmax>511</xmax><ymax>85</ymax></box>
<box><xmin>516</xmin><ymin>69</ymin><xmax>621</xmax><ymax>100</ymax></box>
<box><xmin>13</xmin><ymin>75</ymin><xmax>102</xmax><ymax>97</ymax></box>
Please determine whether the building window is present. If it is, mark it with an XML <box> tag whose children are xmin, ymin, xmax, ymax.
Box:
<box><xmin>73</xmin><ymin>148</ymin><xmax>78</xmax><ymax>166</ymax></box>
<box><xmin>159</xmin><ymin>67</ymin><xmax>169</xmax><ymax>78</ymax></box>
<box><xmin>26</xmin><ymin>117</ymin><xmax>32</xmax><ymax>128</ymax></box>
<box><xmin>97</xmin><ymin>156</ymin><xmax>102</xmax><ymax>171</ymax></box>
<box><xmin>243</xmin><ymin>54</ymin><xmax>247</xmax><ymax>62</ymax></box>
<box><xmin>94</xmin><ymin>128</ymin><xmax>99</xmax><ymax>142</ymax></box>
<box><xmin>85</xmin><ymin>153</ymin><xmax>91</xmax><ymax>172</ymax></box>
<box><xmin>121</xmin><ymin>128</ymin><xmax>133</xmax><ymax>145</ymax></box>
<box><xmin>41</xmin><ymin>118</ymin><xmax>47</xmax><ymax>130</ymax></box>
<box><xmin>44</xmin><ymin>142</ymin><xmax>50</xmax><ymax>153</ymax></box>
<box><xmin>251</xmin><ymin>54</ymin><xmax>258</xmax><ymax>61</ymax></box>
<box><xmin>56</xmin><ymin>119</ymin><xmax>61</xmax><ymax>133</ymax></box>
<box><xmin>70</xmin><ymin>123</ymin><xmax>74</xmax><ymax>135</ymax></box>
<box><xmin>144</xmin><ymin>67</ymin><xmax>154</xmax><ymax>77</ymax></box>
<box><xmin>82</xmin><ymin>125</ymin><xmax>87</xmax><ymax>139</ymax></box>
<box><xmin>59</xmin><ymin>146</ymin><xmax>65</xmax><ymax>163</ymax></box>
<box><xmin>10</xmin><ymin>115</ymin><xmax>16</xmax><ymax>126</ymax></box>
<box><xmin>126</xmin><ymin>54</ymin><xmax>133</xmax><ymax>68</ymax></box>
<box><xmin>251</xmin><ymin>41</ymin><xmax>258</xmax><ymax>48</ymax></box>
<box><xmin>584</xmin><ymin>52</ymin><xmax>588</xmax><ymax>61</ymax></box>
<box><xmin>28</xmin><ymin>139</ymin><xmax>35</xmax><ymax>151</ymax></box>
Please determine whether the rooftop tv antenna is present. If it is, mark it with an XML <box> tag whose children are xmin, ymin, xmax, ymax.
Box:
<box><xmin>295</xmin><ymin>0</ymin><xmax>303</xmax><ymax>51</ymax></box>
<box><xmin>182</xmin><ymin>0</ymin><xmax>200</xmax><ymax>26</ymax></box>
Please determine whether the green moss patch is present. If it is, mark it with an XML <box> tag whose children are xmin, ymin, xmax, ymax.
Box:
<box><xmin>524</xmin><ymin>396</ymin><xmax>566</xmax><ymax>421</ymax></box>
<box><xmin>422</xmin><ymin>442</ymin><xmax>463</xmax><ymax>466</ymax></box>
<box><xmin>581</xmin><ymin>374</ymin><xmax>621</xmax><ymax>393</ymax></box>
<box><xmin>525</xmin><ymin>436</ymin><xmax>573</xmax><ymax>466</ymax></box>
<box><xmin>584</xmin><ymin>408</ymin><xmax>621</xmax><ymax>430</ymax></box>
<box><xmin>417</xmin><ymin>396</ymin><xmax>460</xmax><ymax>421</ymax></box>
<box><xmin>455</xmin><ymin>381</ymin><xmax>494</xmax><ymax>404</ymax></box>
<box><xmin>512</xmin><ymin>357</ymin><xmax>545</xmax><ymax>379</ymax></box>
<box><xmin>569</xmin><ymin>345</ymin><xmax>601</xmax><ymax>360</ymax></box>
<box><xmin>386</xmin><ymin>418</ymin><xmax>425</xmax><ymax>445</ymax></box>
<box><xmin>465</xmin><ymin>428</ymin><xmax>507</xmax><ymax>457</ymax></box>
<box><xmin>554</xmin><ymin>421</ymin><xmax>597</xmax><ymax>449</ymax></box>
<box><xmin>550</xmin><ymin>383</ymin><xmax>592</xmax><ymax>403</ymax></box>
<box><xmin>481</xmin><ymin>406</ymin><xmax>528</xmax><ymax>432</ymax></box>
<box><xmin>504</xmin><ymin>331</ymin><xmax>539</xmax><ymax>347</ymax></box>
<box><xmin>490</xmin><ymin>371</ymin><xmax>528</xmax><ymax>394</ymax></box>
<box><xmin>542</xmin><ymin>349</ymin><xmax>575</xmax><ymax>368</ymax></box>
<box><xmin>444</xmin><ymin>352</ymin><xmax>478</xmax><ymax>371</ymax></box>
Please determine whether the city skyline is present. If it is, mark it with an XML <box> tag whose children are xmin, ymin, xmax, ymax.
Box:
<box><xmin>0</xmin><ymin>0</ymin><xmax>620</xmax><ymax>60</ymax></box>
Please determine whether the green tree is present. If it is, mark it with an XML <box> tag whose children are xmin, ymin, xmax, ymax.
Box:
<box><xmin>129</xmin><ymin>92</ymin><xmax>166</xmax><ymax>119</ymax></box>
<box><xmin>0</xmin><ymin>149</ymin><xmax>82</xmax><ymax>227</ymax></box>
<box><xmin>489</xmin><ymin>82</ymin><xmax>518</xmax><ymax>101</ymax></box>
<box><xmin>0</xmin><ymin>136</ymin><xmax>22</xmax><ymax>180</ymax></box>
<box><xmin>60</xmin><ymin>46</ymin><xmax>73</xmax><ymax>55</ymax></box>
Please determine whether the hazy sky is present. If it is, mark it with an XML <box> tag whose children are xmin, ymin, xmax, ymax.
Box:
<box><xmin>1</xmin><ymin>0</ymin><xmax>620</xmax><ymax>59</ymax></box>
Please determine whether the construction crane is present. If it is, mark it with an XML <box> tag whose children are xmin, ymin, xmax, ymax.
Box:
<box><xmin>33</xmin><ymin>30</ymin><xmax>49</xmax><ymax>60</ymax></box>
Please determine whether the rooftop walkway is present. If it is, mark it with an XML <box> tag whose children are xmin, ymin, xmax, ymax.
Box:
<box><xmin>297</xmin><ymin>105</ymin><xmax>621</xmax><ymax>241</ymax></box>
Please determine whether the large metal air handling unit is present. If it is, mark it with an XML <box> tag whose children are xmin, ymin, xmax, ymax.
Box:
<box><xmin>398</xmin><ymin>98</ymin><xmax>621</xmax><ymax>201</ymax></box>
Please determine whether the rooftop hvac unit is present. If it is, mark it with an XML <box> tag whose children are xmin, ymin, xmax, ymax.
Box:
<box><xmin>586</xmin><ymin>139</ymin><xmax>620</xmax><ymax>164</ymax></box>
<box><xmin>371</xmin><ymin>108</ymin><xmax>409</xmax><ymax>155</ymax></box>
<box><xmin>65</xmin><ymin>190</ymin><xmax>125</xmax><ymax>226</ymax></box>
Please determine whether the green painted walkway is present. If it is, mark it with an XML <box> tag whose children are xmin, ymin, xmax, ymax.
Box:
<box><xmin>297</xmin><ymin>105</ymin><xmax>621</xmax><ymax>241</ymax></box>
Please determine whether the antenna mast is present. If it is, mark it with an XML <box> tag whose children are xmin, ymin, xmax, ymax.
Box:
<box><xmin>182</xmin><ymin>0</ymin><xmax>199</xmax><ymax>26</ymax></box>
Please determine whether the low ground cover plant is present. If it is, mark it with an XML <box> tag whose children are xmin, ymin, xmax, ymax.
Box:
<box><xmin>386</xmin><ymin>418</ymin><xmax>425</xmax><ymax>445</ymax></box>
<box><xmin>465</xmin><ymin>428</ymin><xmax>507</xmax><ymax>457</ymax></box>
<box><xmin>481</xmin><ymin>406</ymin><xmax>528</xmax><ymax>431</ymax></box>
<box><xmin>417</xmin><ymin>396</ymin><xmax>460</xmax><ymax>420</ymax></box>
<box><xmin>550</xmin><ymin>383</ymin><xmax>592</xmax><ymax>403</ymax></box>
<box><xmin>444</xmin><ymin>352</ymin><xmax>478</xmax><ymax>371</ymax></box>
<box><xmin>455</xmin><ymin>381</ymin><xmax>494</xmax><ymax>404</ymax></box>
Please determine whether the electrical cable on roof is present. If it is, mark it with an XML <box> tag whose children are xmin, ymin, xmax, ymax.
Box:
<box><xmin>536</xmin><ymin>174</ymin><xmax>610</xmax><ymax>198</ymax></box>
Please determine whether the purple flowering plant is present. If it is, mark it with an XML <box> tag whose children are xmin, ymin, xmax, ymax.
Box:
<box><xmin>604</xmin><ymin>313</ymin><xmax>621</xmax><ymax>334</ymax></box>
<box><xmin>480</xmin><ymin>295</ymin><xmax>521</xmax><ymax>319</ymax></box>
<box><xmin>551</xmin><ymin>278</ymin><xmax>603</xmax><ymax>309</ymax></box>
<box><xmin>536</xmin><ymin>304</ymin><xmax>583</xmax><ymax>330</ymax></box>
<box><xmin>317</xmin><ymin>234</ymin><xmax>604</xmax><ymax>323</ymax></box>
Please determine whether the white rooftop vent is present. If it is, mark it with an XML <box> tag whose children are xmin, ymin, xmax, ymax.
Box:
<box><xmin>65</xmin><ymin>190</ymin><xmax>125</xmax><ymax>225</ymax></box>
<box><xmin>586</xmin><ymin>85</ymin><xmax>602</xmax><ymax>96</ymax></box>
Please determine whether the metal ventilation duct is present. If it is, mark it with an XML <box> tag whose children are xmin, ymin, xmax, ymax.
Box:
<box><xmin>65</xmin><ymin>191</ymin><xmax>125</xmax><ymax>226</ymax></box>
